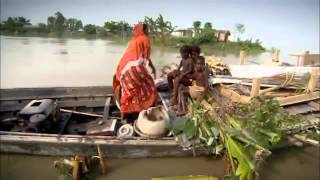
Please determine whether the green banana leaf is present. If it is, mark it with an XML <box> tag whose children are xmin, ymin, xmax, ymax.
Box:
<box><xmin>258</xmin><ymin>129</ymin><xmax>281</xmax><ymax>145</ymax></box>
<box><xmin>226</xmin><ymin>135</ymin><xmax>255</xmax><ymax>180</ymax></box>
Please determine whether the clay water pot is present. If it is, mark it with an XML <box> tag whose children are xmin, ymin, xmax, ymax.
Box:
<box><xmin>134</xmin><ymin>106</ymin><xmax>170</xmax><ymax>138</ymax></box>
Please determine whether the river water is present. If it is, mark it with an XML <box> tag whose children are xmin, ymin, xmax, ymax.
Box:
<box><xmin>0</xmin><ymin>146</ymin><xmax>318</xmax><ymax>180</ymax></box>
<box><xmin>0</xmin><ymin>35</ymin><xmax>281</xmax><ymax>89</ymax></box>
<box><xmin>0</xmin><ymin>36</ymin><xmax>319</xmax><ymax>179</ymax></box>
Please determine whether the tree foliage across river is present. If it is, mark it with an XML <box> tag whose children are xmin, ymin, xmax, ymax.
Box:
<box><xmin>0</xmin><ymin>12</ymin><xmax>265</xmax><ymax>53</ymax></box>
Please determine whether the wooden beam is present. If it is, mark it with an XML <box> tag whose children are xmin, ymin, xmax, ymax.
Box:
<box><xmin>273</xmin><ymin>49</ymin><xmax>280</xmax><ymax>62</ymax></box>
<box><xmin>293</xmin><ymin>134</ymin><xmax>319</xmax><ymax>147</ymax></box>
<box><xmin>307</xmin><ymin>67</ymin><xmax>319</xmax><ymax>92</ymax></box>
<box><xmin>0</xmin><ymin>94</ymin><xmax>111</xmax><ymax>101</ymax></box>
<box><xmin>276</xmin><ymin>91</ymin><xmax>320</xmax><ymax>106</ymax></box>
<box><xmin>0</xmin><ymin>131</ymin><xmax>175</xmax><ymax>140</ymax></box>
<box><xmin>103</xmin><ymin>97</ymin><xmax>111</xmax><ymax>120</ymax></box>
<box><xmin>250</xmin><ymin>79</ymin><xmax>261</xmax><ymax>97</ymax></box>
<box><xmin>239</xmin><ymin>50</ymin><xmax>245</xmax><ymax>65</ymax></box>
<box><xmin>219</xmin><ymin>86</ymin><xmax>251</xmax><ymax>104</ymax></box>
<box><xmin>97</xmin><ymin>144</ymin><xmax>106</xmax><ymax>174</ymax></box>
<box><xmin>0</xmin><ymin>134</ymin><xmax>178</xmax><ymax>146</ymax></box>
<box><xmin>302</xmin><ymin>51</ymin><xmax>310</xmax><ymax>66</ymax></box>
<box><xmin>307</xmin><ymin>101</ymin><xmax>320</xmax><ymax>110</ymax></box>
<box><xmin>0</xmin><ymin>99</ymin><xmax>109</xmax><ymax>112</ymax></box>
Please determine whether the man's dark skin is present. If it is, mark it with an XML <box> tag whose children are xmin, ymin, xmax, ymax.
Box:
<box><xmin>177</xmin><ymin>56</ymin><xmax>208</xmax><ymax>115</ymax></box>
<box><xmin>191</xmin><ymin>57</ymin><xmax>208</xmax><ymax>89</ymax></box>
<box><xmin>190</xmin><ymin>45</ymin><xmax>201</xmax><ymax>63</ymax></box>
<box><xmin>167</xmin><ymin>45</ymin><xmax>194</xmax><ymax>105</ymax></box>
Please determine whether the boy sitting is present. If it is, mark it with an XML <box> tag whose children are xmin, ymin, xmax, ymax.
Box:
<box><xmin>167</xmin><ymin>45</ymin><xmax>194</xmax><ymax>105</ymax></box>
<box><xmin>177</xmin><ymin>56</ymin><xmax>209</xmax><ymax>115</ymax></box>
<box><xmin>190</xmin><ymin>45</ymin><xmax>201</xmax><ymax>63</ymax></box>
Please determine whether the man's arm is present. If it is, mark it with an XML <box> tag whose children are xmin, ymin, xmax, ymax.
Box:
<box><xmin>178</xmin><ymin>59</ymin><xmax>193</xmax><ymax>79</ymax></box>
<box><xmin>177</xmin><ymin>61</ymin><xmax>182</xmax><ymax>71</ymax></box>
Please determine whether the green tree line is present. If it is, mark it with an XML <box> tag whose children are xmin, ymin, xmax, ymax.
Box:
<box><xmin>0</xmin><ymin>11</ymin><xmax>134</xmax><ymax>37</ymax></box>
<box><xmin>0</xmin><ymin>12</ymin><xmax>265</xmax><ymax>52</ymax></box>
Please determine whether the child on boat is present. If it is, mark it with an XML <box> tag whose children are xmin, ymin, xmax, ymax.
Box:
<box><xmin>167</xmin><ymin>45</ymin><xmax>194</xmax><ymax>106</ymax></box>
<box><xmin>177</xmin><ymin>56</ymin><xmax>209</xmax><ymax>115</ymax></box>
<box><xmin>190</xmin><ymin>45</ymin><xmax>201</xmax><ymax>63</ymax></box>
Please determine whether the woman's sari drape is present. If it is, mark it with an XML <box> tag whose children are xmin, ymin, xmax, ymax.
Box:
<box><xmin>112</xmin><ymin>24</ymin><xmax>157</xmax><ymax>113</ymax></box>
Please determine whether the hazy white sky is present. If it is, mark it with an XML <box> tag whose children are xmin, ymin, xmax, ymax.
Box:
<box><xmin>1</xmin><ymin>0</ymin><xmax>319</xmax><ymax>53</ymax></box>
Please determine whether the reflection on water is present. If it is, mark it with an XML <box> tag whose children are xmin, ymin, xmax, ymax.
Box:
<box><xmin>0</xmin><ymin>146</ymin><xmax>318</xmax><ymax>180</ymax></box>
<box><xmin>0</xmin><ymin>35</ymin><xmax>293</xmax><ymax>89</ymax></box>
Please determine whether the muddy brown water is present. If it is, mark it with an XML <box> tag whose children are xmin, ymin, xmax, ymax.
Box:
<box><xmin>0</xmin><ymin>36</ymin><xmax>319</xmax><ymax>179</ymax></box>
<box><xmin>1</xmin><ymin>35</ymin><xmax>291</xmax><ymax>89</ymax></box>
<box><xmin>0</xmin><ymin>146</ymin><xmax>319</xmax><ymax>180</ymax></box>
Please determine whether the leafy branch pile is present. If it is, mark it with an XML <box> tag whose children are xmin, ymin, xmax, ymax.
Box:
<box><xmin>170</xmin><ymin>96</ymin><xmax>301</xmax><ymax>180</ymax></box>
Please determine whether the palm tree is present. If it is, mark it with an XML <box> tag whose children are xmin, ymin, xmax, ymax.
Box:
<box><xmin>204</xmin><ymin>22</ymin><xmax>212</xmax><ymax>29</ymax></box>
<box><xmin>235</xmin><ymin>23</ymin><xmax>245</xmax><ymax>41</ymax></box>
<box><xmin>193</xmin><ymin>21</ymin><xmax>201</xmax><ymax>36</ymax></box>
<box><xmin>47</xmin><ymin>16</ymin><xmax>56</xmax><ymax>32</ymax></box>
<box><xmin>75</xmin><ymin>20</ymin><xmax>83</xmax><ymax>31</ymax></box>
<box><xmin>144</xmin><ymin>16</ymin><xmax>157</xmax><ymax>36</ymax></box>
<box><xmin>156</xmin><ymin>14</ymin><xmax>175</xmax><ymax>44</ymax></box>
<box><xmin>54</xmin><ymin>11</ymin><xmax>66</xmax><ymax>36</ymax></box>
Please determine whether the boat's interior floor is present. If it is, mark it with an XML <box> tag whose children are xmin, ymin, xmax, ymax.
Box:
<box><xmin>0</xmin><ymin>87</ymin><xmax>175</xmax><ymax>137</ymax></box>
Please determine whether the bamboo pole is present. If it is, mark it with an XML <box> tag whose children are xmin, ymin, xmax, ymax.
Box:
<box><xmin>71</xmin><ymin>159</ymin><xmax>80</xmax><ymax>180</ymax></box>
<box><xmin>307</xmin><ymin>67</ymin><xmax>319</xmax><ymax>92</ymax></box>
<box><xmin>273</xmin><ymin>49</ymin><xmax>280</xmax><ymax>62</ymax></box>
<box><xmin>60</xmin><ymin>108</ymin><xmax>103</xmax><ymax>118</ymax></box>
<box><xmin>250</xmin><ymin>79</ymin><xmax>261</xmax><ymax>98</ymax></box>
<box><xmin>97</xmin><ymin>144</ymin><xmax>106</xmax><ymax>174</ymax></box>
<box><xmin>301</xmin><ymin>51</ymin><xmax>310</xmax><ymax>66</ymax></box>
<box><xmin>239</xmin><ymin>50</ymin><xmax>245</xmax><ymax>65</ymax></box>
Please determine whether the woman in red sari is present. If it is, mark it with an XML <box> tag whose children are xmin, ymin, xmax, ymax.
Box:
<box><xmin>113</xmin><ymin>23</ymin><xmax>157</xmax><ymax>118</ymax></box>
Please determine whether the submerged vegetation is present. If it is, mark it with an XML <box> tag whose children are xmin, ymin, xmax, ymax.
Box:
<box><xmin>170</xmin><ymin>97</ymin><xmax>301</xmax><ymax>180</ymax></box>
<box><xmin>0</xmin><ymin>13</ymin><xmax>265</xmax><ymax>53</ymax></box>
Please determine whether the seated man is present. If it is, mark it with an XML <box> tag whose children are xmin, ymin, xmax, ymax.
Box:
<box><xmin>167</xmin><ymin>45</ymin><xmax>194</xmax><ymax>105</ymax></box>
<box><xmin>190</xmin><ymin>45</ymin><xmax>201</xmax><ymax>63</ymax></box>
<box><xmin>177</xmin><ymin>56</ymin><xmax>209</xmax><ymax>115</ymax></box>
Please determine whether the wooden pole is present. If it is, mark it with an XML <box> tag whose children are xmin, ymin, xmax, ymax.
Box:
<box><xmin>71</xmin><ymin>159</ymin><xmax>80</xmax><ymax>180</ymax></box>
<box><xmin>239</xmin><ymin>50</ymin><xmax>245</xmax><ymax>65</ymax></box>
<box><xmin>302</xmin><ymin>51</ymin><xmax>310</xmax><ymax>66</ymax></box>
<box><xmin>307</xmin><ymin>67</ymin><xmax>319</xmax><ymax>92</ymax></box>
<box><xmin>97</xmin><ymin>144</ymin><xmax>106</xmax><ymax>174</ymax></box>
<box><xmin>250</xmin><ymin>79</ymin><xmax>261</xmax><ymax>98</ymax></box>
<box><xmin>273</xmin><ymin>49</ymin><xmax>280</xmax><ymax>62</ymax></box>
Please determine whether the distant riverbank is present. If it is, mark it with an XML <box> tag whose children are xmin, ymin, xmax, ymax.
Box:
<box><xmin>0</xmin><ymin>32</ymin><xmax>266</xmax><ymax>56</ymax></box>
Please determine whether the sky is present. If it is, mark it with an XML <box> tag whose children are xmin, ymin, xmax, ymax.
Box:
<box><xmin>1</xmin><ymin>0</ymin><xmax>319</xmax><ymax>54</ymax></box>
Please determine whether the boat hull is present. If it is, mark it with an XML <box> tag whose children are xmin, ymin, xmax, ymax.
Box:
<box><xmin>0</xmin><ymin>132</ymin><xmax>207</xmax><ymax>158</ymax></box>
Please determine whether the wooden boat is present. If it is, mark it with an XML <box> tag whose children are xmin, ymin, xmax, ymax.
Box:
<box><xmin>0</xmin><ymin>86</ymin><xmax>207</xmax><ymax>158</ymax></box>
<box><xmin>1</xmin><ymin>86</ymin><xmax>319</xmax><ymax>158</ymax></box>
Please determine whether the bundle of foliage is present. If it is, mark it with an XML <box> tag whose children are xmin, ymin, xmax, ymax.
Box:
<box><xmin>170</xmin><ymin>97</ymin><xmax>301</xmax><ymax>180</ymax></box>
